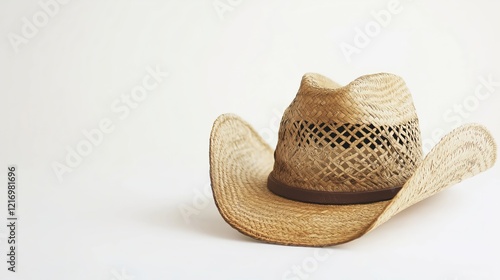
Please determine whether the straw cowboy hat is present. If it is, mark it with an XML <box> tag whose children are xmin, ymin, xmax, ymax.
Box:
<box><xmin>209</xmin><ymin>72</ymin><xmax>497</xmax><ymax>247</ymax></box>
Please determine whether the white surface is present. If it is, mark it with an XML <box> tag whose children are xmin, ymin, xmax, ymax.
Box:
<box><xmin>1</xmin><ymin>0</ymin><xmax>499</xmax><ymax>279</ymax></box>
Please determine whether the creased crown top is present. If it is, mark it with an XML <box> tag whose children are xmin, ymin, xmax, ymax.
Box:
<box><xmin>292</xmin><ymin>72</ymin><xmax>417</xmax><ymax>125</ymax></box>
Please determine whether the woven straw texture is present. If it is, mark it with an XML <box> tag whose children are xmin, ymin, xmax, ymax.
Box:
<box><xmin>272</xmin><ymin>73</ymin><xmax>422</xmax><ymax>192</ymax></box>
<box><xmin>209</xmin><ymin>73</ymin><xmax>497</xmax><ymax>247</ymax></box>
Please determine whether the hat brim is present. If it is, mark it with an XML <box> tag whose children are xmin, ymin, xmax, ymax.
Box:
<box><xmin>209</xmin><ymin>114</ymin><xmax>496</xmax><ymax>246</ymax></box>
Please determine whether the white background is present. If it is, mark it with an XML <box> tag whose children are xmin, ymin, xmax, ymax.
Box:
<box><xmin>1</xmin><ymin>0</ymin><xmax>500</xmax><ymax>279</ymax></box>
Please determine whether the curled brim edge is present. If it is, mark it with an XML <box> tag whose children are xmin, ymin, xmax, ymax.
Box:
<box><xmin>209</xmin><ymin>114</ymin><xmax>497</xmax><ymax>246</ymax></box>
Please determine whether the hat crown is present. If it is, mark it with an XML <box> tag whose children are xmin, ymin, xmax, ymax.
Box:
<box><xmin>270</xmin><ymin>73</ymin><xmax>423</xmax><ymax>194</ymax></box>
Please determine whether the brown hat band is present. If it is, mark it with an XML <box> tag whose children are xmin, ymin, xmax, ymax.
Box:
<box><xmin>267</xmin><ymin>175</ymin><xmax>402</xmax><ymax>205</ymax></box>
